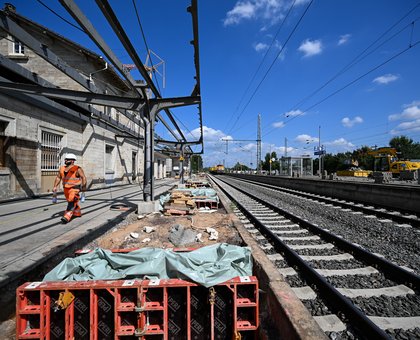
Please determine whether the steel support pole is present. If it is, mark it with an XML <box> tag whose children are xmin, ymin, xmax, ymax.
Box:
<box><xmin>180</xmin><ymin>146</ymin><xmax>185</xmax><ymax>184</ymax></box>
<box><xmin>143</xmin><ymin>116</ymin><xmax>152</xmax><ymax>202</ymax></box>
<box><xmin>150</xmin><ymin>113</ymin><xmax>155</xmax><ymax>200</ymax></box>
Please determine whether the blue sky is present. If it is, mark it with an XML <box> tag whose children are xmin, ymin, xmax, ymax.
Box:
<box><xmin>4</xmin><ymin>0</ymin><xmax>420</xmax><ymax>168</ymax></box>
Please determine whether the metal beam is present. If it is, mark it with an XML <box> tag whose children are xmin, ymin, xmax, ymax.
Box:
<box><xmin>0</xmin><ymin>81</ymin><xmax>144</xmax><ymax>110</ymax></box>
<box><xmin>61</xmin><ymin>0</ymin><xmax>204</xmax><ymax>169</ymax></box>
<box><xmin>154</xmin><ymin>96</ymin><xmax>201</xmax><ymax>111</ymax></box>
<box><xmin>0</xmin><ymin>77</ymin><xmax>139</xmax><ymax>137</ymax></box>
<box><xmin>59</xmin><ymin>0</ymin><xmax>143</xmax><ymax>96</ymax></box>
<box><xmin>0</xmin><ymin>11</ymin><xmax>97</xmax><ymax>92</ymax></box>
<box><xmin>0</xmin><ymin>57</ymin><xmax>140</xmax><ymax>136</ymax></box>
<box><xmin>0</xmin><ymin>11</ymin><xmax>144</xmax><ymax>128</ymax></box>
<box><xmin>94</xmin><ymin>0</ymin><xmax>188</xmax><ymax>142</ymax></box>
<box><xmin>188</xmin><ymin>0</ymin><xmax>204</xmax><ymax>154</ymax></box>
<box><xmin>0</xmin><ymin>82</ymin><xmax>200</xmax><ymax>114</ymax></box>
<box><xmin>60</xmin><ymin>0</ymin><xmax>191</xmax><ymax>144</ymax></box>
<box><xmin>155</xmin><ymin>139</ymin><xmax>202</xmax><ymax>147</ymax></box>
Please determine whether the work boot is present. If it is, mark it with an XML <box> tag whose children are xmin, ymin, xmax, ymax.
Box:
<box><xmin>73</xmin><ymin>206</ymin><xmax>81</xmax><ymax>217</ymax></box>
<box><xmin>61</xmin><ymin>210</ymin><xmax>72</xmax><ymax>223</ymax></box>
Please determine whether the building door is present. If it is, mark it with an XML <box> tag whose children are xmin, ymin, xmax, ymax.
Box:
<box><xmin>132</xmin><ymin>151</ymin><xmax>137</xmax><ymax>180</ymax></box>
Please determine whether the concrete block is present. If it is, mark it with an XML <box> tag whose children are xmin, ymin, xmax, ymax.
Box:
<box><xmin>137</xmin><ymin>200</ymin><xmax>160</xmax><ymax>214</ymax></box>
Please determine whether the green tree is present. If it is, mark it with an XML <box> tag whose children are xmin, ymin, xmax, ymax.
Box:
<box><xmin>262</xmin><ymin>151</ymin><xmax>278</xmax><ymax>171</ymax></box>
<box><xmin>323</xmin><ymin>152</ymin><xmax>352</xmax><ymax>173</ymax></box>
<box><xmin>232</xmin><ymin>162</ymin><xmax>249</xmax><ymax>171</ymax></box>
<box><xmin>349</xmin><ymin>145</ymin><xmax>374</xmax><ymax>170</ymax></box>
<box><xmin>389</xmin><ymin>136</ymin><xmax>420</xmax><ymax>159</ymax></box>
<box><xmin>190</xmin><ymin>154</ymin><xmax>203</xmax><ymax>173</ymax></box>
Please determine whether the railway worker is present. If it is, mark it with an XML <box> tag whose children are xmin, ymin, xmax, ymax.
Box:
<box><xmin>53</xmin><ymin>153</ymin><xmax>87</xmax><ymax>224</ymax></box>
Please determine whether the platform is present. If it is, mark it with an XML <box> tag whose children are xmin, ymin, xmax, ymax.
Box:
<box><xmin>0</xmin><ymin>178</ymin><xmax>177</xmax><ymax>290</ymax></box>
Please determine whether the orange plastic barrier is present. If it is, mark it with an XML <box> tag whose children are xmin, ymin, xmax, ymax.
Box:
<box><xmin>16</xmin><ymin>276</ymin><xmax>259</xmax><ymax>339</ymax></box>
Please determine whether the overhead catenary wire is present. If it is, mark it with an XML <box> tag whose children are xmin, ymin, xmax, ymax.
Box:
<box><xmin>35</xmin><ymin>0</ymin><xmax>85</xmax><ymax>32</ymax></box>
<box><xmin>281</xmin><ymin>121</ymin><xmax>420</xmax><ymax>156</ymax></box>
<box><xmin>131</xmin><ymin>0</ymin><xmax>199</xmax><ymax>152</ymax></box>
<box><xmin>282</xmin><ymin>3</ymin><xmax>420</xmax><ymax>117</ymax></box>
<box><xmin>227</xmin><ymin>0</ymin><xmax>314</xmax><ymax>135</ymax></box>
<box><xmin>262</xmin><ymin>38</ymin><xmax>420</xmax><ymax>138</ymax></box>
<box><xmin>131</xmin><ymin>0</ymin><xmax>162</xmax><ymax>94</ymax></box>
<box><xmin>235</xmin><ymin>4</ymin><xmax>420</xmax><ymax>140</ymax></box>
<box><xmin>224</xmin><ymin>0</ymin><xmax>298</xmax><ymax>134</ymax></box>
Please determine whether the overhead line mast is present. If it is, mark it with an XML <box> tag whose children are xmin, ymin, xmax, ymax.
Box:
<box><xmin>257</xmin><ymin>113</ymin><xmax>261</xmax><ymax>173</ymax></box>
<box><xmin>221</xmin><ymin>113</ymin><xmax>262</xmax><ymax>171</ymax></box>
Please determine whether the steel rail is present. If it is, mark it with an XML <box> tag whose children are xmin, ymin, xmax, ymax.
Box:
<box><xmin>219</xmin><ymin>176</ymin><xmax>420</xmax><ymax>287</ymax></box>
<box><xmin>237</xmin><ymin>176</ymin><xmax>420</xmax><ymax>228</ymax></box>
<box><xmin>214</xmin><ymin>175</ymin><xmax>420</xmax><ymax>339</ymax></box>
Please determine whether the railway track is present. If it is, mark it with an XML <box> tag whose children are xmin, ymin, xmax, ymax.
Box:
<box><xmin>210</xmin><ymin>175</ymin><xmax>420</xmax><ymax>339</ymax></box>
<box><xmin>230</xmin><ymin>175</ymin><xmax>420</xmax><ymax>228</ymax></box>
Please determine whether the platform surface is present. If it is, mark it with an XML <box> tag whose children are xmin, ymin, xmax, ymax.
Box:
<box><xmin>0</xmin><ymin>178</ymin><xmax>177</xmax><ymax>288</ymax></box>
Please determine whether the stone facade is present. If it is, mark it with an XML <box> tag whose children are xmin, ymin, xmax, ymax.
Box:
<box><xmin>0</xmin><ymin>7</ymin><xmax>164</xmax><ymax>200</ymax></box>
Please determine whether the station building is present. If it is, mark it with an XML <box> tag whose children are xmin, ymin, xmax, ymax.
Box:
<box><xmin>0</xmin><ymin>4</ymin><xmax>171</xmax><ymax>200</ymax></box>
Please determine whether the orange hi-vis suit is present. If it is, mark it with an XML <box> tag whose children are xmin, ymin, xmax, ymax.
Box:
<box><xmin>60</xmin><ymin>165</ymin><xmax>82</xmax><ymax>222</ymax></box>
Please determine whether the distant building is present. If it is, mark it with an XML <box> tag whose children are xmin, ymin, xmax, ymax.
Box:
<box><xmin>279</xmin><ymin>156</ymin><xmax>313</xmax><ymax>177</ymax></box>
<box><xmin>0</xmin><ymin>4</ymin><xmax>167</xmax><ymax>200</ymax></box>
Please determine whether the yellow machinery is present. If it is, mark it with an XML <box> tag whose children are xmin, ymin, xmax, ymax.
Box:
<box><xmin>209</xmin><ymin>164</ymin><xmax>225</xmax><ymax>174</ymax></box>
<box><xmin>336</xmin><ymin>169</ymin><xmax>372</xmax><ymax>177</ymax></box>
<box><xmin>367</xmin><ymin>147</ymin><xmax>420</xmax><ymax>176</ymax></box>
<box><xmin>336</xmin><ymin>159</ymin><xmax>372</xmax><ymax>177</ymax></box>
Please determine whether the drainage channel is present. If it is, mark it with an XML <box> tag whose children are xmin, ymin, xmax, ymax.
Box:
<box><xmin>211</xmin><ymin>175</ymin><xmax>420</xmax><ymax>339</ymax></box>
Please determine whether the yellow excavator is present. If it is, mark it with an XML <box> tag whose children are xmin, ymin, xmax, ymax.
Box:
<box><xmin>367</xmin><ymin>147</ymin><xmax>420</xmax><ymax>176</ymax></box>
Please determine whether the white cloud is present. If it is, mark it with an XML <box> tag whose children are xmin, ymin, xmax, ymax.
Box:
<box><xmin>341</xmin><ymin>116</ymin><xmax>363</xmax><ymax>128</ymax></box>
<box><xmin>295</xmin><ymin>134</ymin><xmax>318</xmax><ymax>143</ymax></box>
<box><xmin>388</xmin><ymin>101</ymin><xmax>420</xmax><ymax>134</ymax></box>
<box><xmin>391</xmin><ymin>119</ymin><xmax>420</xmax><ymax>134</ymax></box>
<box><xmin>326</xmin><ymin>138</ymin><xmax>354</xmax><ymax>147</ymax></box>
<box><xmin>298</xmin><ymin>39</ymin><xmax>322</xmax><ymax>57</ymax></box>
<box><xmin>373</xmin><ymin>74</ymin><xmax>399</xmax><ymax>85</ymax></box>
<box><xmin>403</xmin><ymin>100</ymin><xmax>420</xmax><ymax>108</ymax></box>
<box><xmin>223</xmin><ymin>2</ymin><xmax>256</xmax><ymax>26</ymax></box>
<box><xmin>338</xmin><ymin>34</ymin><xmax>351</xmax><ymax>46</ymax></box>
<box><xmin>272</xmin><ymin>121</ymin><xmax>285</xmax><ymax>128</ymax></box>
<box><xmin>285</xmin><ymin>109</ymin><xmax>304</xmax><ymax>118</ymax></box>
<box><xmin>388</xmin><ymin>103</ymin><xmax>420</xmax><ymax>121</ymax></box>
<box><xmin>324</xmin><ymin>138</ymin><xmax>355</xmax><ymax>152</ymax></box>
<box><xmin>193</xmin><ymin>126</ymin><xmax>229</xmax><ymax>141</ymax></box>
<box><xmin>254</xmin><ymin>42</ymin><xmax>268</xmax><ymax>52</ymax></box>
<box><xmin>223</xmin><ymin>0</ymin><xmax>307</xmax><ymax>27</ymax></box>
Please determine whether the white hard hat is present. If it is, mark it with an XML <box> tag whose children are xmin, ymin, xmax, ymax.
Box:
<box><xmin>65</xmin><ymin>153</ymin><xmax>77</xmax><ymax>161</ymax></box>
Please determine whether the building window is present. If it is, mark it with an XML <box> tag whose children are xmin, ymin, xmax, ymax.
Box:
<box><xmin>41</xmin><ymin>131</ymin><xmax>62</xmax><ymax>171</ymax></box>
<box><xmin>105</xmin><ymin>144</ymin><xmax>114</xmax><ymax>172</ymax></box>
<box><xmin>12</xmin><ymin>37</ymin><xmax>25</xmax><ymax>55</ymax></box>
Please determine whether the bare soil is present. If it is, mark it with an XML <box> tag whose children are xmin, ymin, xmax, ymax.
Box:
<box><xmin>88</xmin><ymin>208</ymin><xmax>243</xmax><ymax>250</ymax></box>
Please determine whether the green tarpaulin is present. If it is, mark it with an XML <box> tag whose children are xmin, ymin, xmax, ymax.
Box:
<box><xmin>43</xmin><ymin>243</ymin><xmax>252</xmax><ymax>288</ymax></box>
